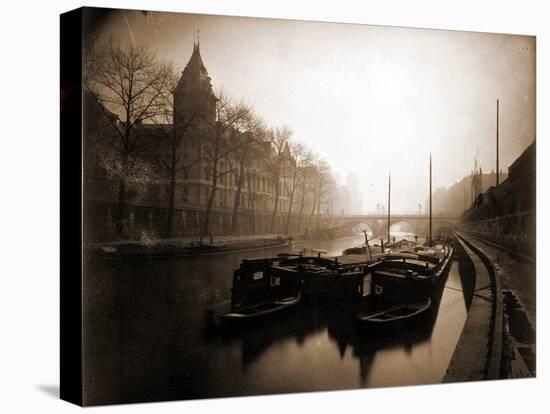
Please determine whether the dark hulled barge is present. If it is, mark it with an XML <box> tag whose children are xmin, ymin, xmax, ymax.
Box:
<box><xmin>208</xmin><ymin>252</ymin><xmax>373</xmax><ymax>326</ymax></box>
<box><xmin>356</xmin><ymin>242</ymin><xmax>454</xmax><ymax>327</ymax></box>
<box><xmin>209</xmin><ymin>153</ymin><xmax>452</xmax><ymax>330</ymax></box>
<box><xmin>208</xmin><ymin>257</ymin><xmax>301</xmax><ymax>327</ymax></box>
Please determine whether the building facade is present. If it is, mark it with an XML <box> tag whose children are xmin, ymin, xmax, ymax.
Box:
<box><xmin>84</xmin><ymin>41</ymin><xmax>305</xmax><ymax>241</ymax></box>
<box><xmin>461</xmin><ymin>142</ymin><xmax>535</xmax><ymax>256</ymax></box>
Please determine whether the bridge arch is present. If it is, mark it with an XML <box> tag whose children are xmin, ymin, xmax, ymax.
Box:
<box><xmin>330</xmin><ymin>214</ymin><xmax>460</xmax><ymax>240</ymax></box>
<box><xmin>378</xmin><ymin>219</ymin><xmax>421</xmax><ymax>241</ymax></box>
<box><xmin>335</xmin><ymin>220</ymin><xmax>376</xmax><ymax>236</ymax></box>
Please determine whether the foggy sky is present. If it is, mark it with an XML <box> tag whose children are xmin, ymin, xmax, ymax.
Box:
<box><xmin>88</xmin><ymin>8</ymin><xmax>535</xmax><ymax>214</ymax></box>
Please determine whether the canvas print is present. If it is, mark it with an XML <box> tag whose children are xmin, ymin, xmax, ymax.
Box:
<box><xmin>64</xmin><ymin>6</ymin><xmax>535</xmax><ymax>406</ymax></box>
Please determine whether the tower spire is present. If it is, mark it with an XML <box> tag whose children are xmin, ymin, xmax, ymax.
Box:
<box><xmin>174</xmin><ymin>37</ymin><xmax>218</xmax><ymax>125</ymax></box>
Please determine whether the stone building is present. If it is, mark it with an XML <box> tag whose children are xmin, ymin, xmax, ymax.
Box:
<box><xmin>461</xmin><ymin>141</ymin><xmax>535</xmax><ymax>256</ymax></box>
<box><xmin>427</xmin><ymin>165</ymin><xmax>508</xmax><ymax>217</ymax></box>
<box><xmin>84</xmin><ymin>41</ymin><xmax>301</xmax><ymax>241</ymax></box>
<box><xmin>166</xmin><ymin>42</ymin><xmax>292</xmax><ymax>213</ymax></box>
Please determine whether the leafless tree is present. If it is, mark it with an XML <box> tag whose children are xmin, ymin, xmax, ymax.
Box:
<box><xmin>307</xmin><ymin>169</ymin><xmax>319</xmax><ymax>229</ymax></box>
<box><xmin>83</xmin><ymin>34</ymin><xmax>105</xmax><ymax>86</ymax></box>
<box><xmin>295</xmin><ymin>152</ymin><xmax>317</xmax><ymax>232</ymax></box>
<box><xmin>228</xmin><ymin>110</ymin><xmax>267</xmax><ymax>234</ymax></box>
<box><xmin>201</xmin><ymin>91</ymin><xmax>250</xmax><ymax>236</ymax></box>
<box><xmin>155</xmin><ymin>64</ymin><xmax>204</xmax><ymax>237</ymax></box>
<box><xmin>85</xmin><ymin>41</ymin><xmax>171</xmax><ymax>235</ymax></box>
<box><xmin>322</xmin><ymin>173</ymin><xmax>338</xmax><ymax>226</ymax></box>
<box><xmin>245</xmin><ymin>170</ymin><xmax>259</xmax><ymax>234</ymax></box>
<box><xmin>314</xmin><ymin>160</ymin><xmax>333</xmax><ymax>229</ymax></box>
<box><xmin>264</xmin><ymin>126</ymin><xmax>293</xmax><ymax>233</ymax></box>
<box><xmin>283</xmin><ymin>142</ymin><xmax>312</xmax><ymax>235</ymax></box>
<box><xmin>305</xmin><ymin>159</ymin><xmax>331</xmax><ymax>229</ymax></box>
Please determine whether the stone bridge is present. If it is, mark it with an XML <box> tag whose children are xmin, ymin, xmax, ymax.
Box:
<box><xmin>330</xmin><ymin>214</ymin><xmax>460</xmax><ymax>238</ymax></box>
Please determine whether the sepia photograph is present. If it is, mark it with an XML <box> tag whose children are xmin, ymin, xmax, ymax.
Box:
<box><xmin>62</xmin><ymin>4</ymin><xmax>535</xmax><ymax>407</ymax></box>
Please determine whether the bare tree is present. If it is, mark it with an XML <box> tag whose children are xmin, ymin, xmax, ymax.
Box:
<box><xmin>85</xmin><ymin>42</ymin><xmax>170</xmax><ymax>235</ymax></box>
<box><xmin>283</xmin><ymin>142</ymin><xmax>311</xmax><ymax>235</ymax></box>
<box><xmin>228</xmin><ymin>111</ymin><xmax>267</xmax><ymax>234</ymax></box>
<box><xmin>245</xmin><ymin>170</ymin><xmax>259</xmax><ymax>234</ymax></box>
<box><xmin>83</xmin><ymin>34</ymin><xmax>106</xmax><ymax>87</ymax></box>
<box><xmin>201</xmin><ymin>92</ymin><xmax>249</xmax><ymax>236</ymax></box>
<box><xmin>155</xmin><ymin>65</ymin><xmax>204</xmax><ymax>237</ymax></box>
<box><xmin>304</xmin><ymin>159</ymin><xmax>331</xmax><ymax>230</ymax></box>
<box><xmin>322</xmin><ymin>173</ymin><xmax>338</xmax><ymax>227</ymax></box>
<box><xmin>264</xmin><ymin>126</ymin><xmax>293</xmax><ymax>233</ymax></box>
<box><xmin>307</xmin><ymin>167</ymin><xmax>320</xmax><ymax>229</ymax></box>
<box><xmin>314</xmin><ymin>160</ymin><xmax>332</xmax><ymax>229</ymax></box>
<box><xmin>296</xmin><ymin>152</ymin><xmax>317</xmax><ymax>233</ymax></box>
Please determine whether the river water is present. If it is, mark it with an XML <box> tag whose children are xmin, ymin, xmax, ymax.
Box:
<box><xmin>84</xmin><ymin>234</ymin><xmax>471</xmax><ymax>405</ymax></box>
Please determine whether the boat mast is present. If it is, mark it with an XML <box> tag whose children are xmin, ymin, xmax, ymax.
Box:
<box><xmin>363</xmin><ymin>230</ymin><xmax>373</xmax><ymax>261</ymax></box>
<box><xmin>429</xmin><ymin>153</ymin><xmax>432</xmax><ymax>246</ymax></box>
<box><xmin>387</xmin><ymin>171</ymin><xmax>391</xmax><ymax>243</ymax></box>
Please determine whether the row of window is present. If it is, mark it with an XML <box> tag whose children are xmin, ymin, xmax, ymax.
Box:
<box><xmin>178</xmin><ymin>185</ymin><xmax>291</xmax><ymax>211</ymax></box>
<box><xmin>199</xmin><ymin>166</ymin><xmax>287</xmax><ymax>195</ymax></box>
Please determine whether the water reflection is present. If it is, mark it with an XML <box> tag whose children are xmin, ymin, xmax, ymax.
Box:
<box><xmin>84</xmin><ymin>234</ymin><xmax>470</xmax><ymax>404</ymax></box>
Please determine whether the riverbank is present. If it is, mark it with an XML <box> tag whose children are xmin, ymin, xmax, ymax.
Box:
<box><xmin>83</xmin><ymin>234</ymin><xmax>469</xmax><ymax>404</ymax></box>
<box><xmin>461</xmin><ymin>234</ymin><xmax>535</xmax><ymax>378</ymax></box>
<box><xmin>444</xmin><ymin>233</ymin><xmax>501</xmax><ymax>382</ymax></box>
<box><xmin>444</xmin><ymin>232</ymin><xmax>534</xmax><ymax>382</ymax></box>
<box><xmin>86</xmin><ymin>226</ymin><xmax>364</xmax><ymax>258</ymax></box>
<box><xmin>87</xmin><ymin>234</ymin><xmax>297</xmax><ymax>259</ymax></box>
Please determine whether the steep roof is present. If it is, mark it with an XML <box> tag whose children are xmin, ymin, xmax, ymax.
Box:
<box><xmin>175</xmin><ymin>42</ymin><xmax>216</xmax><ymax>100</ymax></box>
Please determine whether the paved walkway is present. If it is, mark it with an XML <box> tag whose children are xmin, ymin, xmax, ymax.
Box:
<box><xmin>465</xmin><ymin>237</ymin><xmax>535</xmax><ymax>328</ymax></box>
<box><xmin>444</xmin><ymin>236</ymin><xmax>495</xmax><ymax>382</ymax></box>
<box><xmin>462</xmin><ymin>235</ymin><xmax>535</xmax><ymax>377</ymax></box>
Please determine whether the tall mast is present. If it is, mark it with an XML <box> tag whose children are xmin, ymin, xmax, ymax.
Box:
<box><xmin>387</xmin><ymin>171</ymin><xmax>391</xmax><ymax>243</ymax></box>
<box><xmin>496</xmin><ymin>99</ymin><xmax>500</xmax><ymax>187</ymax></box>
<box><xmin>429</xmin><ymin>153</ymin><xmax>432</xmax><ymax>245</ymax></box>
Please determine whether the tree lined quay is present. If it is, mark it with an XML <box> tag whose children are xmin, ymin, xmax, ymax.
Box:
<box><xmin>84</xmin><ymin>40</ymin><xmax>340</xmax><ymax>243</ymax></box>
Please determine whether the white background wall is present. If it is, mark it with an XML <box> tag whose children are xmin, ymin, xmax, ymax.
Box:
<box><xmin>0</xmin><ymin>0</ymin><xmax>547</xmax><ymax>413</ymax></box>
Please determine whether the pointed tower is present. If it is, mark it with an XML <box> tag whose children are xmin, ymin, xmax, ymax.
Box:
<box><xmin>174</xmin><ymin>40</ymin><xmax>218</xmax><ymax>126</ymax></box>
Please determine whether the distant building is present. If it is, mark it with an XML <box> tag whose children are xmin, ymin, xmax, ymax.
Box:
<box><xmin>462</xmin><ymin>141</ymin><xmax>535</xmax><ymax>256</ymax></box>
<box><xmin>333</xmin><ymin>185</ymin><xmax>352</xmax><ymax>216</ymax></box>
<box><xmin>346</xmin><ymin>171</ymin><xmax>364</xmax><ymax>214</ymax></box>
<box><xmin>158</xmin><ymin>41</ymin><xmax>291</xmax><ymax>212</ymax></box>
<box><xmin>427</xmin><ymin>168</ymin><xmax>508</xmax><ymax>216</ymax></box>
